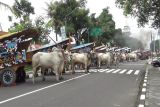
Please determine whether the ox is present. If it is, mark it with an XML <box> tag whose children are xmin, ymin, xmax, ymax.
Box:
<box><xmin>71</xmin><ymin>53</ymin><xmax>92</xmax><ymax>74</ymax></box>
<box><xmin>96</xmin><ymin>52</ymin><xmax>112</xmax><ymax>68</ymax></box>
<box><xmin>32</xmin><ymin>49</ymin><xmax>65</xmax><ymax>84</ymax></box>
<box><xmin>112</xmin><ymin>52</ymin><xmax>120</xmax><ymax>67</ymax></box>
<box><xmin>127</xmin><ymin>52</ymin><xmax>138</xmax><ymax>61</ymax></box>
<box><xmin>120</xmin><ymin>52</ymin><xmax>127</xmax><ymax>62</ymax></box>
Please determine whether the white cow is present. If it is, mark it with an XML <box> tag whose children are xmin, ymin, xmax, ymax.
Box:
<box><xmin>71</xmin><ymin>53</ymin><xmax>92</xmax><ymax>74</ymax></box>
<box><xmin>112</xmin><ymin>52</ymin><xmax>120</xmax><ymax>67</ymax></box>
<box><xmin>120</xmin><ymin>53</ymin><xmax>127</xmax><ymax>62</ymax></box>
<box><xmin>128</xmin><ymin>52</ymin><xmax>138</xmax><ymax>61</ymax></box>
<box><xmin>32</xmin><ymin>49</ymin><xmax>65</xmax><ymax>84</ymax></box>
<box><xmin>96</xmin><ymin>52</ymin><xmax>112</xmax><ymax>68</ymax></box>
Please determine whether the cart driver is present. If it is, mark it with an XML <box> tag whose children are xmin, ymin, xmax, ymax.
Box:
<box><xmin>66</xmin><ymin>33</ymin><xmax>76</xmax><ymax>52</ymax></box>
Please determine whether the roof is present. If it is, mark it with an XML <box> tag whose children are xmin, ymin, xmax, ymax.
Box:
<box><xmin>0</xmin><ymin>29</ymin><xmax>39</xmax><ymax>42</ymax></box>
<box><xmin>71</xmin><ymin>43</ymin><xmax>93</xmax><ymax>50</ymax></box>
<box><xmin>27</xmin><ymin>38</ymin><xmax>69</xmax><ymax>52</ymax></box>
<box><xmin>99</xmin><ymin>47</ymin><xmax>107</xmax><ymax>51</ymax></box>
<box><xmin>0</xmin><ymin>31</ymin><xmax>8</xmax><ymax>36</ymax></box>
<box><xmin>95</xmin><ymin>45</ymin><xmax>106</xmax><ymax>50</ymax></box>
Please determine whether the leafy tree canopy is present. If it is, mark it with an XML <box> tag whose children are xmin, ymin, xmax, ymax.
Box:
<box><xmin>12</xmin><ymin>0</ymin><xmax>35</xmax><ymax>20</ymax></box>
<box><xmin>8</xmin><ymin>0</ymin><xmax>50</xmax><ymax>44</ymax></box>
<box><xmin>46</xmin><ymin>0</ymin><xmax>89</xmax><ymax>36</ymax></box>
<box><xmin>115</xmin><ymin>0</ymin><xmax>160</xmax><ymax>28</ymax></box>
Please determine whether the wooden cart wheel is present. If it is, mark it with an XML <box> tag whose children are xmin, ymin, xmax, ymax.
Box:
<box><xmin>0</xmin><ymin>68</ymin><xmax>16</xmax><ymax>86</ymax></box>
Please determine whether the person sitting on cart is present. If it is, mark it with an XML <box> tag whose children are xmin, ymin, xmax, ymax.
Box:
<box><xmin>66</xmin><ymin>32</ymin><xmax>76</xmax><ymax>52</ymax></box>
<box><xmin>80</xmin><ymin>38</ymin><xmax>85</xmax><ymax>45</ymax></box>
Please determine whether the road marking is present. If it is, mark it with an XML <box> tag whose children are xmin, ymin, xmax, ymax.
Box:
<box><xmin>89</xmin><ymin>69</ymin><xmax>97</xmax><ymax>72</ymax></box>
<box><xmin>134</xmin><ymin>70</ymin><xmax>140</xmax><ymax>75</ymax></box>
<box><xmin>105</xmin><ymin>69</ymin><xmax>115</xmax><ymax>73</ymax></box>
<box><xmin>112</xmin><ymin>69</ymin><xmax>121</xmax><ymax>73</ymax></box>
<box><xmin>143</xmin><ymin>83</ymin><xmax>147</xmax><ymax>87</ymax></box>
<box><xmin>103</xmin><ymin>69</ymin><xmax>109</xmax><ymax>72</ymax></box>
<box><xmin>138</xmin><ymin>104</ymin><xmax>144</xmax><ymax>107</ymax></box>
<box><xmin>144</xmin><ymin>79</ymin><xmax>147</xmax><ymax>83</ymax></box>
<box><xmin>142</xmin><ymin>88</ymin><xmax>146</xmax><ymax>92</ymax></box>
<box><xmin>119</xmin><ymin>69</ymin><xmax>127</xmax><ymax>74</ymax></box>
<box><xmin>126</xmin><ymin>70</ymin><xmax>133</xmax><ymax>74</ymax></box>
<box><xmin>121</xmin><ymin>64</ymin><xmax>144</xmax><ymax>66</ymax></box>
<box><xmin>0</xmin><ymin>73</ymin><xmax>90</xmax><ymax>104</ymax></box>
<box><xmin>140</xmin><ymin>95</ymin><xmax>145</xmax><ymax>100</ymax></box>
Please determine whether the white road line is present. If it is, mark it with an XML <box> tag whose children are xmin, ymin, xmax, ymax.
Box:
<box><xmin>90</xmin><ymin>69</ymin><xmax>98</xmax><ymax>72</ymax></box>
<box><xmin>134</xmin><ymin>70</ymin><xmax>140</xmax><ymax>75</ymax></box>
<box><xmin>143</xmin><ymin>83</ymin><xmax>147</xmax><ymax>87</ymax></box>
<box><xmin>119</xmin><ymin>69</ymin><xmax>127</xmax><ymax>74</ymax></box>
<box><xmin>126</xmin><ymin>70</ymin><xmax>133</xmax><ymax>74</ymax></box>
<box><xmin>144</xmin><ymin>79</ymin><xmax>147</xmax><ymax>83</ymax></box>
<box><xmin>121</xmin><ymin>64</ymin><xmax>144</xmax><ymax>66</ymax></box>
<box><xmin>99</xmin><ymin>69</ymin><xmax>109</xmax><ymax>72</ymax></box>
<box><xmin>112</xmin><ymin>69</ymin><xmax>121</xmax><ymax>73</ymax></box>
<box><xmin>138</xmin><ymin>104</ymin><xmax>144</xmax><ymax>107</ymax></box>
<box><xmin>142</xmin><ymin>88</ymin><xmax>146</xmax><ymax>92</ymax></box>
<box><xmin>105</xmin><ymin>69</ymin><xmax>115</xmax><ymax>73</ymax></box>
<box><xmin>140</xmin><ymin>95</ymin><xmax>145</xmax><ymax>100</ymax></box>
<box><xmin>76</xmin><ymin>70</ymin><xmax>84</xmax><ymax>72</ymax></box>
<box><xmin>0</xmin><ymin>73</ymin><xmax>90</xmax><ymax>105</ymax></box>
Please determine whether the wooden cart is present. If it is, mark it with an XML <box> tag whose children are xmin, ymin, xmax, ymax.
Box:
<box><xmin>0</xmin><ymin>29</ymin><xmax>40</xmax><ymax>86</ymax></box>
<box><xmin>0</xmin><ymin>29</ymin><xmax>69</xmax><ymax>86</ymax></box>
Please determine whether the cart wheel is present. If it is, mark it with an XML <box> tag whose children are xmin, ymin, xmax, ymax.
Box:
<box><xmin>0</xmin><ymin>68</ymin><xmax>16</xmax><ymax>86</ymax></box>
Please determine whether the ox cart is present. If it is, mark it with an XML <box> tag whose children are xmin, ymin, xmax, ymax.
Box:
<box><xmin>71</xmin><ymin>43</ymin><xmax>94</xmax><ymax>53</ymax></box>
<box><xmin>0</xmin><ymin>29</ymin><xmax>69</xmax><ymax>86</ymax></box>
<box><xmin>0</xmin><ymin>29</ymin><xmax>39</xmax><ymax>86</ymax></box>
<box><xmin>94</xmin><ymin>45</ymin><xmax>107</xmax><ymax>53</ymax></box>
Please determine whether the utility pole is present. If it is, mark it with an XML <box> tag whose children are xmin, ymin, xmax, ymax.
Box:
<box><xmin>150</xmin><ymin>31</ymin><xmax>153</xmax><ymax>60</ymax></box>
<box><xmin>0</xmin><ymin>23</ymin><xmax>3</xmax><ymax>31</ymax></box>
<box><xmin>158</xmin><ymin>28</ymin><xmax>160</xmax><ymax>51</ymax></box>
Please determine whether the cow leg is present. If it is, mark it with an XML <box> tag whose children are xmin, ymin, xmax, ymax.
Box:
<box><xmin>59</xmin><ymin>61</ymin><xmax>64</xmax><ymax>80</ymax></box>
<box><xmin>98</xmin><ymin>60</ymin><xmax>101</xmax><ymax>69</ymax></box>
<box><xmin>107</xmin><ymin>60</ymin><xmax>111</xmax><ymax>68</ymax></box>
<box><xmin>52</xmin><ymin>66</ymin><xmax>60</xmax><ymax>81</ymax></box>
<box><xmin>32</xmin><ymin>67</ymin><xmax>37</xmax><ymax>84</ymax></box>
<box><xmin>56</xmin><ymin>73</ymin><xmax>60</xmax><ymax>81</ymax></box>
<box><xmin>87</xmin><ymin>65</ymin><xmax>90</xmax><ymax>73</ymax></box>
<box><xmin>41</xmin><ymin>67</ymin><xmax>45</xmax><ymax>81</ymax></box>
<box><xmin>85</xmin><ymin>63</ymin><xmax>88</xmax><ymax>73</ymax></box>
<box><xmin>71</xmin><ymin>62</ymin><xmax>75</xmax><ymax>74</ymax></box>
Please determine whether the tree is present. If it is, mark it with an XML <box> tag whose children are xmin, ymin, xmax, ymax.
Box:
<box><xmin>12</xmin><ymin>0</ymin><xmax>35</xmax><ymax>21</ymax></box>
<box><xmin>150</xmin><ymin>39</ymin><xmax>160</xmax><ymax>51</ymax></box>
<box><xmin>89</xmin><ymin>7</ymin><xmax>116</xmax><ymax>46</ymax></box>
<box><xmin>8</xmin><ymin>0</ymin><xmax>50</xmax><ymax>45</ymax></box>
<box><xmin>113</xmin><ymin>28</ymin><xmax>126</xmax><ymax>47</ymax></box>
<box><xmin>98</xmin><ymin>7</ymin><xmax>115</xmax><ymax>40</ymax></box>
<box><xmin>8</xmin><ymin>0</ymin><xmax>35</xmax><ymax>32</ymax></box>
<box><xmin>0</xmin><ymin>2</ymin><xmax>12</xmax><ymax>12</ymax></box>
<box><xmin>115</xmin><ymin>0</ymin><xmax>160</xmax><ymax>28</ymax></box>
<box><xmin>33</xmin><ymin>16</ymin><xmax>51</xmax><ymax>44</ymax></box>
<box><xmin>46</xmin><ymin>0</ymin><xmax>89</xmax><ymax>42</ymax></box>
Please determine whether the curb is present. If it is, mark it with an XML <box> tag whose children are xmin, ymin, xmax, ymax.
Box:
<box><xmin>138</xmin><ymin>68</ymin><xmax>148</xmax><ymax>107</ymax></box>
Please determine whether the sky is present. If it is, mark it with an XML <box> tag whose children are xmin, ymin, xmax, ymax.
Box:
<box><xmin>0</xmin><ymin>0</ymin><xmax>138</xmax><ymax>31</ymax></box>
<box><xmin>0</xmin><ymin>0</ymin><xmax>157</xmax><ymax>48</ymax></box>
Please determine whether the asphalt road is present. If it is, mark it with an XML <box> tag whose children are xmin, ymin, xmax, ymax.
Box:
<box><xmin>0</xmin><ymin>60</ymin><xmax>146</xmax><ymax>107</ymax></box>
